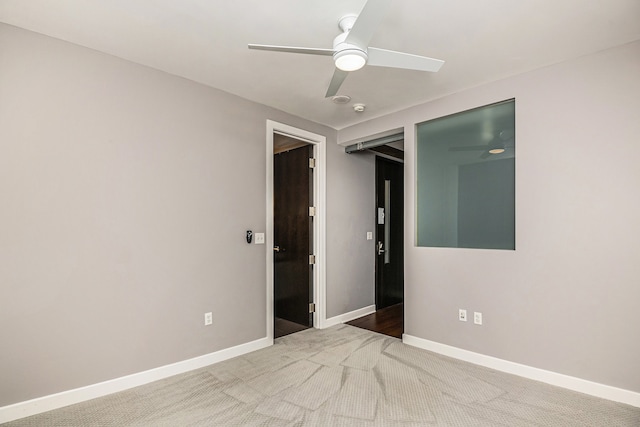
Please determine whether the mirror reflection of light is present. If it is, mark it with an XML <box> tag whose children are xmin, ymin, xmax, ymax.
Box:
<box><xmin>489</xmin><ymin>148</ymin><xmax>505</xmax><ymax>154</ymax></box>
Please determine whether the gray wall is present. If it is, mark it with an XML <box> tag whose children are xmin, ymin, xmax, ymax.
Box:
<box><xmin>339</xmin><ymin>41</ymin><xmax>640</xmax><ymax>393</ymax></box>
<box><xmin>326</xmin><ymin>147</ymin><xmax>376</xmax><ymax>318</ymax></box>
<box><xmin>0</xmin><ymin>24</ymin><xmax>373</xmax><ymax>406</ymax></box>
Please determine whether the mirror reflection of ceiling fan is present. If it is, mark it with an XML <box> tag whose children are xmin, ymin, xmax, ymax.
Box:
<box><xmin>248</xmin><ymin>0</ymin><xmax>445</xmax><ymax>98</ymax></box>
<box><xmin>449</xmin><ymin>131</ymin><xmax>515</xmax><ymax>159</ymax></box>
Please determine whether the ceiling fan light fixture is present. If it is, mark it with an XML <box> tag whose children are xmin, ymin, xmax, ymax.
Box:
<box><xmin>334</xmin><ymin>49</ymin><xmax>367</xmax><ymax>71</ymax></box>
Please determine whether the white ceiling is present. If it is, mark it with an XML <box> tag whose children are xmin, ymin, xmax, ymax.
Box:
<box><xmin>1</xmin><ymin>0</ymin><xmax>639</xmax><ymax>130</ymax></box>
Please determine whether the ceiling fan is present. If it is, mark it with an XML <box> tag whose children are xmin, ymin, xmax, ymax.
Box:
<box><xmin>248</xmin><ymin>0</ymin><xmax>444</xmax><ymax>98</ymax></box>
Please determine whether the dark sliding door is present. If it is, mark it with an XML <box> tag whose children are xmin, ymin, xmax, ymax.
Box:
<box><xmin>375</xmin><ymin>156</ymin><xmax>404</xmax><ymax>309</ymax></box>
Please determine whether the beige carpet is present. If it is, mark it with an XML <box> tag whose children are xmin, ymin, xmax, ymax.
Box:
<box><xmin>6</xmin><ymin>325</ymin><xmax>639</xmax><ymax>426</ymax></box>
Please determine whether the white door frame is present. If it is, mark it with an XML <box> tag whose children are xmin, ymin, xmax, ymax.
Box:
<box><xmin>266</xmin><ymin>120</ymin><xmax>327</xmax><ymax>341</ymax></box>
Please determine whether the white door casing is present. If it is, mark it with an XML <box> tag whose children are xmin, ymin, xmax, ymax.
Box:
<box><xmin>266</xmin><ymin>120</ymin><xmax>327</xmax><ymax>341</ymax></box>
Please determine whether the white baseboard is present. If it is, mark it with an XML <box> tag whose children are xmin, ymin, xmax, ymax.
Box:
<box><xmin>402</xmin><ymin>334</ymin><xmax>640</xmax><ymax>408</ymax></box>
<box><xmin>323</xmin><ymin>305</ymin><xmax>376</xmax><ymax>328</ymax></box>
<box><xmin>0</xmin><ymin>337</ymin><xmax>272</xmax><ymax>424</ymax></box>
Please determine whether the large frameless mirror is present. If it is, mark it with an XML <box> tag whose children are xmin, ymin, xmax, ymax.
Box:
<box><xmin>416</xmin><ymin>99</ymin><xmax>515</xmax><ymax>250</ymax></box>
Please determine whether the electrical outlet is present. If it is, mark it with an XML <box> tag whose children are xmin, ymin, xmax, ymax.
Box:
<box><xmin>458</xmin><ymin>309</ymin><xmax>467</xmax><ymax>322</ymax></box>
<box><xmin>366</xmin><ymin>231</ymin><xmax>373</xmax><ymax>240</ymax></box>
<box><xmin>204</xmin><ymin>312</ymin><xmax>213</xmax><ymax>326</ymax></box>
<box><xmin>474</xmin><ymin>312</ymin><xmax>483</xmax><ymax>325</ymax></box>
<box><xmin>254</xmin><ymin>233</ymin><xmax>265</xmax><ymax>244</ymax></box>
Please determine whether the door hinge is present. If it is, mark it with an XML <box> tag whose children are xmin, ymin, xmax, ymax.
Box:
<box><xmin>309</xmin><ymin>303</ymin><xmax>316</xmax><ymax>313</ymax></box>
<box><xmin>309</xmin><ymin>206</ymin><xmax>316</xmax><ymax>217</ymax></box>
<box><xmin>309</xmin><ymin>254</ymin><xmax>316</xmax><ymax>265</ymax></box>
<box><xmin>309</xmin><ymin>158</ymin><xmax>316</xmax><ymax>168</ymax></box>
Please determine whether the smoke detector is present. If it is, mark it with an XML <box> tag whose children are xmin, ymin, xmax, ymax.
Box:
<box><xmin>353</xmin><ymin>103</ymin><xmax>366</xmax><ymax>112</ymax></box>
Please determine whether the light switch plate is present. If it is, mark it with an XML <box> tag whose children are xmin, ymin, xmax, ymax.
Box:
<box><xmin>254</xmin><ymin>233</ymin><xmax>265</xmax><ymax>244</ymax></box>
<box><xmin>366</xmin><ymin>232</ymin><xmax>373</xmax><ymax>240</ymax></box>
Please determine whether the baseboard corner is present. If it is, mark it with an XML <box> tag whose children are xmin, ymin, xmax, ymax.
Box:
<box><xmin>323</xmin><ymin>304</ymin><xmax>376</xmax><ymax>328</ymax></box>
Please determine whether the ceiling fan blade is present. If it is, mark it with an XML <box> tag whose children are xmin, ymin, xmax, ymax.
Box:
<box><xmin>325</xmin><ymin>68</ymin><xmax>349</xmax><ymax>98</ymax></box>
<box><xmin>449</xmin><ymin>145</ymin><xmax>490</xmax><ymax>152</ymax></box>
<box><xmin>368</xmin><ymin>47</ymin><xmax>444</xmax><ymax>72</ymax></box>
<box><xmin>345</xmin><ymin>0</ymin><xmax>391</xmax><ymax>48</ymax></box>
<box><xmin>248</xmin><ymin>44</ymin><xmax>334</xmax><ymax>56</ymax></box>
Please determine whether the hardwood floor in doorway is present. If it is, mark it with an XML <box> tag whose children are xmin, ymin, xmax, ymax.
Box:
<box><xmin>346</xmin><ymin>303</ymin><xmax>403</xmax><ymax>339</ymax></box>
<box><xmin>274</xmin><ymin>317</ymin><xmax>309</xmax><ymax>338</ymax></box>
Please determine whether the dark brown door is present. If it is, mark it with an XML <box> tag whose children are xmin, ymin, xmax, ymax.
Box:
<box><xmin>376</xmin><ymin>156</ymin><xmax>404</xmax><ymax>309</ymax></box>
<box><xmin>274</xmin><ymin>145</ymin><xmax>313</xmax><ymax>330</ymax></box>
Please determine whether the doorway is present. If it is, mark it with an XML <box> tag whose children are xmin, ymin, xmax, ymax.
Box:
<box><xmin>273</xmin><ymin>141</ymin><xmax>313</xmax><ymax>338</ymax></box>
<box><xmin>266</xmin><ymin>120</ymin><xmax>327</xmax><ymax>342</ymax></box>
<box><xmin>346</xmin><ymin>154</ymin><xmax>404</xmax><ymax>338</ymax></box>
<box><xmin>375</xmin><ymin>156</ymin><xmax>404</xmax><ymax>310</ymax></box>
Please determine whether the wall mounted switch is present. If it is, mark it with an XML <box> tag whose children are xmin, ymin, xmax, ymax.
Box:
<box><xmin>254</xmin><ymin>233</ymin><xmax>265</xmax><ymax>244</ymax></box>
<box><xmin>366</xmin><ymin>232</ymin><xmax>373</xmax><ymax>240</ymax></box>
<box><xmin>459</xmin><ymin>309</ymin><xmax>467</xmax><ymax>322</ymax></box>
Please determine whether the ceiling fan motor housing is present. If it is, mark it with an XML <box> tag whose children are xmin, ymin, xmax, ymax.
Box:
<box><xmin>333</xmin><ymin>31</ymin><xmax>368</xmax><ymax>71</ymax></box>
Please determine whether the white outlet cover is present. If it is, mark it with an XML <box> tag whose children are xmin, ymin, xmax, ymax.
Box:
<box><xmin>459</xmin><ymin>309</ymin><xmax>467</xmax><ymax>322</ymax></box>
<box><xmin>366</xmin><ymin>232</ymin><xmax>373</xmax><ymax>240</ymax></box>
<box><xmin>204</xmin><ymin>312</ymin><xmax>213</xmax><ymax>326</ymax></box>
<box><xmin>474</xmin><ymin>312</ymin><xmax>483</xmax><ymax>325</ymax></box>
